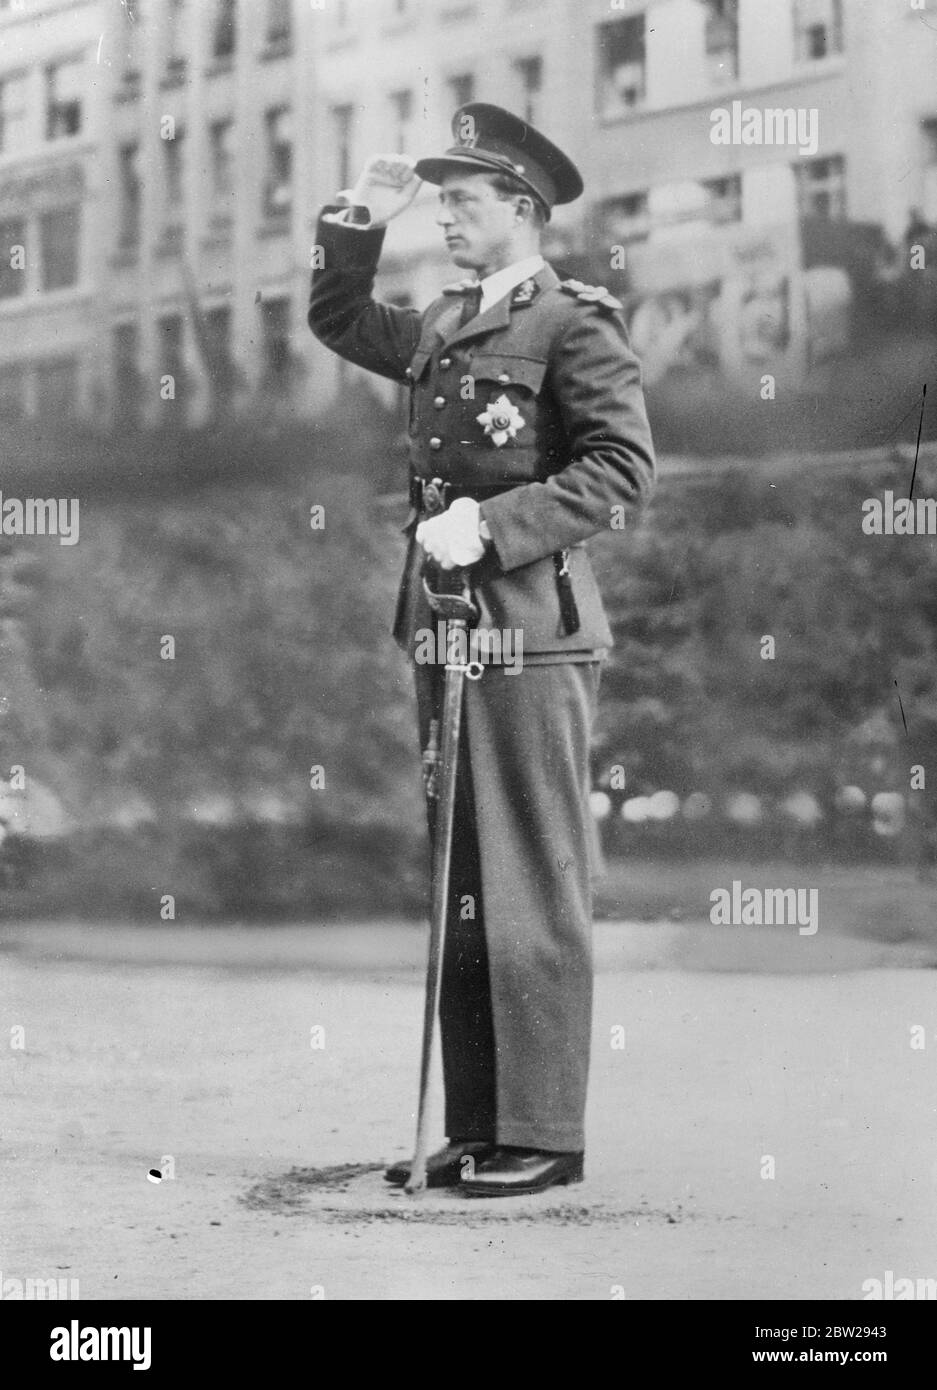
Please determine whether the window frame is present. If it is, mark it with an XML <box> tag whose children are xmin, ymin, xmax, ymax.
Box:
<box><xmin>45</xmin><ymin>57</ymin><xmax>84</xmax><ymax>142</ymax></box>
<box><xmin>595</xmin><ymin>14</ymin><xmax>647</xmax><ymax>120</ymax></box>
<box><xmin>39</xmin><ymin>204</ymin><xmax>82</xmax><ymax>293</ymax></box>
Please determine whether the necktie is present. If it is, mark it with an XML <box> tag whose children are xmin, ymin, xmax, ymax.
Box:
<box><xmin>459</xmin><ymin>283</ymin><xmax>482</xmax><ymax>328</ymax></box>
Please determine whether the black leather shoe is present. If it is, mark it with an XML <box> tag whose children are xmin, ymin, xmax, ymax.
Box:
<box><xmin>384</xmin><ymin>1139</ymin><xmax>496</xmax><ymax>1188</ymax></box>
<box><xmin>460</xmin><ymin>1147</ymin><xmax>584</xmax><ymax>1197</ymax></box>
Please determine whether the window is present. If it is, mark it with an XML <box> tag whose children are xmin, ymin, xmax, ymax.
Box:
<box><xmin>704</xmin><ymin>0</ymin><xmax>739</xmax><ymax>83</ymax></box>
<box><xmin>447</xmin><ymin>74</ymin><xmax>474</xmax><ymax>109</ymax></box>
<box><xmin>0</xmin><ymin>72</ymin><xmax>28</xmax><ymax>154</ymax></box>
<box><xmin>260</xmin><ymin>296</ymin><xmax>291</xmax><ymax>388</ymax></box>
<box><xmin>263</xmin><ymin>107</ymin><xmax>292</xmax><ymax>217</ymax></box>
<box><xmin>0</xmin><ymin>364</ymin><xmax>26</xmax><ymax>421</ymax></box>
<box><xmin>165</xmin><ymin>0</ymin><xmax>186</xmax><ymax>74</ymax></box>
<box><xmin>45</xmin><ymin>59</ymin><xmax>83</xmax><ymax>140</ymax></box>
<box><xmin>331</xmin><ymin>104</ymin><xmax>354</xmax><ymax>191</ymax></box>
<box><xmin>924</xmin><ymin>118</ymin><xmax>937</xmax><ymax>163</ymax></box>
<box><xmin>209</xmin><ymin>119</ymin><xmax>235</xmax><ymax>199</ymax></box>
<box><xmin>40</xmin><ymin>206</ymin><xmax>81</xmax><ymax>290</ymax></box>
<box><xmin>120</xmin><ymin>0</ymin><xmax>144</xmax><ymax>81</ymax></box>
<box><xmin>205</xmin><ymin>305</ymin><xmax>230</xmax><ymax>359</ymax></box>
<box><xmin>0</xmin><ymin>215</ymin><xmax>26</xmax><ymax>299</ymax></box>
<box><xmin>35</xmin><ymin>357</ymin><xmax>78</xmax><ymax>420</ymax></box>
<box><xmin>118</xmin><ymin>143</ymin><xmax>141</xmax><ymax>248</ymax></box>
<box><xmin>113</xmin><ymin>323</ymin><xmax>142</xmax><ymax>424</ymax></box>
<box><xmin>513</xmin><ymin>56</ymin><xmax>542</xmax><ymax>124</ymax></box>
<box><xmin>702</xmin><ymin>174</ymin><xmax>741</xmax><ymax>223</ymax></box>
<box><xmin>596</xmin><ymin>16</ymin><xmax>646</xmax><ymax>117</ymax></box>
<box><xmin>796</xmin><ymin>155</ymin><xmax>846</xmax><ymax>219</ymax></box>
<box><xmin>158</xmin><ymin>314</ymin><xmax>186</xmax><ymax>396</ymax></box>
<box><xmin>204</xmin><ymin>305</ymin><xmax>237</xmax><ymax>403</ymax></box>
<box><xmin>923</xmin><ymin>118</ymin><xmax>937</xmax><ymax>222</ymax></box>
<box><xmin>794</xmin><ymin>0</ymin><xmax>843</xmax><ymax>61</ymax></box>
<box><xmin>596</xmin><ymin>191</ymin><xmax>650</xmax><ymax>245</ymax></box>
<box><xmin>389</xmin><ymin>90</ymin><xmax>414</xmax><ymax>154</ymax></box>
<box><xmin>163</xmin><ymin>126</ymin><xmax>185</xmax><ymax>208</ymax></box>
<box><xmin>266</xmin><ymin>0</ymin><xmax>291</xmax><ymax>45</ymax></box>
<box><xmin>212</xmin><ymin>0</ymin><xmax>237</xmax><ymax>60</ymax></box>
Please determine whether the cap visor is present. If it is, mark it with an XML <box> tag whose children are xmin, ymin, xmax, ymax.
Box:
<box><xmin>413</xmin><ymin>154</ymin><xmax>505</xmax><ymax>185</ymax></box>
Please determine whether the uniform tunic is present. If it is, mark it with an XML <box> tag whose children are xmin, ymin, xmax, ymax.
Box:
<box><xmin>308</xmin><ymin>210</ymin><xmax>655</xmax><ymax>1150</ymax></box>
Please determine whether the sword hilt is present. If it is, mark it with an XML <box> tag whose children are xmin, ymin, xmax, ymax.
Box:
<box><xmin>421</xmin><ymin>561</ymin><xmax>479</xmax><ymax>625</ymax></box>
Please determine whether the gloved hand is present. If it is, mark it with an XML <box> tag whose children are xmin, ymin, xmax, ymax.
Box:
<box><xmin>338</xmin><ymin>155</ymin><xmax>422</xmax><ymax>227</ymax></box>
<box><xmin>416</xmin><ymin>497</ymin><xmax>486</xmax><ymax>570</ymax></box>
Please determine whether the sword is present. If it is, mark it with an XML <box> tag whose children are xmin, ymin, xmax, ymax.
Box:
<box><xmin>405</xmin><ymin>564</ymin><xmax>483</xmax><ymax>1194</ymax></box>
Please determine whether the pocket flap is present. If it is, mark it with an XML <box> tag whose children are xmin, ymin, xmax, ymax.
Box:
<box><xmin>471</xmin><ymin>354</ymin><xmax>548</xmax><ymax>394</ymax></box>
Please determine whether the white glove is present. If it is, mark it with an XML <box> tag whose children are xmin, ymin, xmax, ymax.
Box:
<box><xmin>416</xmin><ymin>498</ymin><xmax>486</xmax><ymax>570</ymax></box>
<box><xmin>338</xmin><ymin>155</ymin><xmax>422</xmax><ymax>227</ymax></box>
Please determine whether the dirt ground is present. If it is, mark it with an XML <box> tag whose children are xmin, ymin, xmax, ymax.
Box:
<box><xmin>2</xmin><ymin>918</ymin><xmax>936</xmax><ymax>1301</ymax></box>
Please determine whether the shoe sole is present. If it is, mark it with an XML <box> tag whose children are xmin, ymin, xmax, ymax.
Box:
<box><xmin>460</xmin><ymin>1167</ymin><xmax>585</xmax><ymax>1198</ymax></box>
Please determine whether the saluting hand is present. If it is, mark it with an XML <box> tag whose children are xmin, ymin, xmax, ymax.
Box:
<box><xmin>339</xmin><ymin>155</ymin><xmax>422</xmax><ymax>228</ymax></box>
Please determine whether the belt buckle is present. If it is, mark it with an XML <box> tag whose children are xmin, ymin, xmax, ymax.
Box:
<box><xmin>422</xmin><ymin>477</ymin><xmax>446</xmax><ymax>515</ymax></box>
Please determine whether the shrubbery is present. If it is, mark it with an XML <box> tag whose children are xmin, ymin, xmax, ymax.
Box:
<box><xmin>2</xmin><ymin>412</ymin><xmax>936</xmax><ymax>918</ymax></box>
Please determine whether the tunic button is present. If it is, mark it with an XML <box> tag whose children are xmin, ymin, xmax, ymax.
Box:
<box><xmin>498</xmin><ymin>373</ymin><xmax>510</xmax><ymax>384</ymax></box>
<box><xmin>439</xmin><ymin>358</ymin><xmax>451</xmax><ymax>369</ymax></box>
<box><xmin>433</xmin><ymin>396</ymin><xmax>446</xmax><ymax>409</ymax></box>
<box><xmin>405</xmin><ymin>368</ymin><xmax>413</xmax><ymax>379</ymax></box>
<box><xmin>429</xmin><ymin>437</ymin><xmax>442</xmax><ymax>450</ymax></box>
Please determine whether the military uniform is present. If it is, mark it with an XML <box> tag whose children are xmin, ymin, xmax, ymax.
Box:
<box><xmin>308</xmin><ymin>105</ymin><xmax>655</xmax><ymax>1172</ymax></box>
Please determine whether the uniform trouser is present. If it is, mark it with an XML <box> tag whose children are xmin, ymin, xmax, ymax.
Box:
<box><xmin>413</xmin><ymin>659</ymin><xmax>601</xmax><ymax>1153</ymax></box>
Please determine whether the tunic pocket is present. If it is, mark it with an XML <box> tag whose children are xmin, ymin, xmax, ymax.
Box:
<box><xmin>468</xmin><ymin>355</ymin><xmax>547</xmax><ymax>454</ymax></box>
<box><xmin>470</xmin><ymin>354</ymin><xmax>547</xmax><ymax>396</ymax></box>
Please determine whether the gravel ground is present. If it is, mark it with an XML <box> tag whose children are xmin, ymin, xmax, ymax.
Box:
<box><xmin>2</xmin><ymin>920</ymin><xmax>935</xmax><ymax>1300</ymax></box>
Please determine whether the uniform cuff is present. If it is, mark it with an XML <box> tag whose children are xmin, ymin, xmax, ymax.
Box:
<box><xmin>315</xmin><ymin>207</ymin><xmax>387</xmax><ymax>266</ymax></box>
<box><xmin>477</xmin><ymin>504</ymin><xmax>501</xmax><ymax>561</ymax></box>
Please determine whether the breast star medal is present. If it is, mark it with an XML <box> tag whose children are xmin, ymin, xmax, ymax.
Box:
<box><xmin>477</xmin><ymin>394</ymin><xmax>525</xmax><ymax>447</ymax></box>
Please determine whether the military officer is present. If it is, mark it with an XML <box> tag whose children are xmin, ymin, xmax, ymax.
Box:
<box><xmin>308</xmin><ymin>103</ymin><xmax>655</xmax><ymax>1196</ymax></box>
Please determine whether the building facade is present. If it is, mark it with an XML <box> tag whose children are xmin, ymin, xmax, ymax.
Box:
<box><xmin>0</xmin><ymin>0</ymin><xmax>934</xmax><ymax>427</ymax></box>
<box><xmin>0</xmin><ymin>0</ymin><xmax>109</xmax><ymax>425</ymax></box>
<box><xmin>102</xmin><ymin>0</ymin><xmax>315</xmax><ymax>429</ymax></box>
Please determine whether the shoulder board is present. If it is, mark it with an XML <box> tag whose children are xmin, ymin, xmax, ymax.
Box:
<box><xmin>559</xmin><ymin>279</ymin><xmax>623</xmax><ymax>312</ymax></box>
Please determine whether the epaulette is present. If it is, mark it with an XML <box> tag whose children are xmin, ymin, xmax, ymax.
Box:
<box><xmin>559</xmin><ymin>278</ymin><xmax>623</xmax><ymax>312</ymax></box>
<box><xmin>442</xmin><ymin>278</ymin><xmax>479</xmax><ymax>295</ymax></box>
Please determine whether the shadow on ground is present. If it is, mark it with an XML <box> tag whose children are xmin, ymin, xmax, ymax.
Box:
<box><xmin>239</xmin><ymin>1164</ymin><xmax>698</xmax><ymax>1227</ymax></box>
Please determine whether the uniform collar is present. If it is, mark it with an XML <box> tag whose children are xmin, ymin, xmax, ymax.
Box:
<box><xmin>439</xmin><ymin>261</ymin><xmax>558</xmax><ymax>350</ymax></box>
<box><xmin>477</xmin><ymin>254</ymin><xmax>545</xmax><ymax>314</ymax></box>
